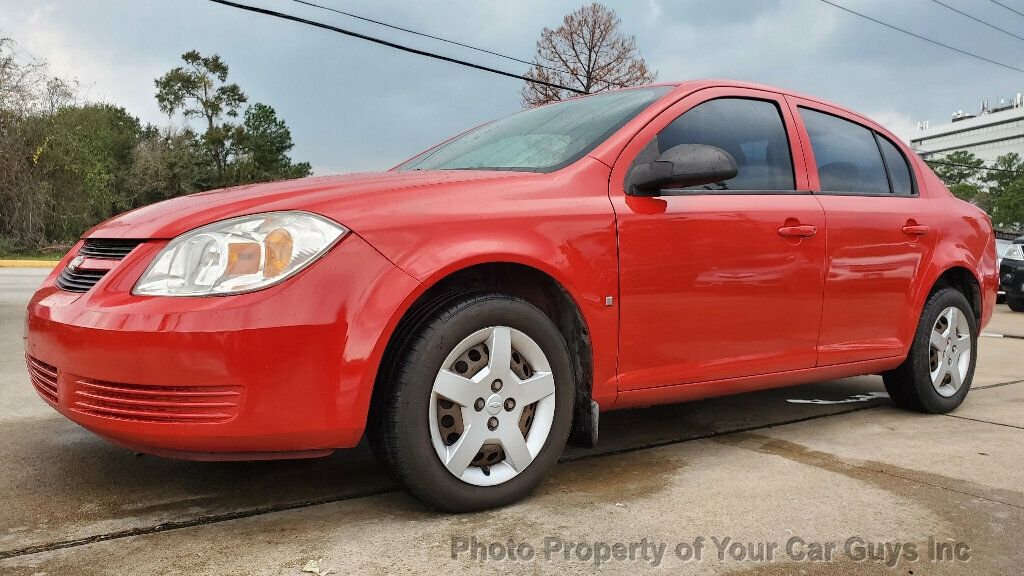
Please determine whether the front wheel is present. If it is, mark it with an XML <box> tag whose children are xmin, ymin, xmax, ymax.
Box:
<box><xmin>883</xmin><ymin>287</ymin><xmax>977</xmax><ymax>413</ymax></box>
<box><xmin>1007</xmin><ymin>296</ymin><xmax>1024</xmax><ymax>312</ymax></box>
<box><xmin>369</xmin><ymin>293</ymin><xmax>574</xmax><ymax>512</ymax></box>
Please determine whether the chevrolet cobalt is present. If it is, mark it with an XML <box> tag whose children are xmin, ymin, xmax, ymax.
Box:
<box><xmin>26</xmin><ymin>81</ymin><xmax>999</xmax><ymax>511</ymax></box>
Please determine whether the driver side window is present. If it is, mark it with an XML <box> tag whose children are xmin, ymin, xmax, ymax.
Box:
<box><xmin>639</xmin><ymin>98</ymin><xmax>796</xmax><ymax>191</ymax></box>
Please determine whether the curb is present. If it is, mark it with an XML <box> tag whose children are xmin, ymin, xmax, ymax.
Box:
<box><xmin>0</xmin><ymin>260</ymin><xmax>58</xmax><ymax>269</ymax></box>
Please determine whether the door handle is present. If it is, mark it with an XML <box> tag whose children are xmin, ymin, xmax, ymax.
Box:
<box><xmin>902</xmin><ymin>224</ymin><xmax>930</xmax><ymax>236</ymax></box>
<box><xmin>778</xmin><ymin>225</ymin><xmax>817</xmax><ymax>238</ymax></box>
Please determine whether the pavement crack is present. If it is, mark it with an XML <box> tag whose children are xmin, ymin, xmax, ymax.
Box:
<box><xmin>973</xmin><ymin>378</ymin><xmax>1024</xmax><ymax>390</ymax></box>
<box><xmin>943</xmin><ymin>413</ymin><xmax>1024</xmax><ymax>430</ymax></box>
<box><xmin>981</xmin><ymin>332</ymin><xmax>1024</xmax><ymax>340</ymax></box>
<box><xmin>0</xmin><ymin>402</ymin><xmax>887</xmax><ymax>561</ymax></box>
<box><xmin>0</xmin><ymin>486</ymin><xmax>394</xmax><ymax>561</ymax></box>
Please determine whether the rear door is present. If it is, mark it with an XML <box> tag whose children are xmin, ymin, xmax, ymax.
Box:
<box><xmin>611</xmin><ymin>87</ymin><xmax>826</xmax><ymax>391</ymax></box>
<box><xmin>788</xmin><ymin>98</ymin><xmax>937</xmax><ymax>365</ymax></box>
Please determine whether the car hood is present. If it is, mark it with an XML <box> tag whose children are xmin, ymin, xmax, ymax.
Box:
<box><xmin>84</xmin><ymin>170</ymin><xmax>532</xmax><ymax>240</ymax></box>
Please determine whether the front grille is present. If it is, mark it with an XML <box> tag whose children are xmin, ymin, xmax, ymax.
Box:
<box><xmin>56</xmin><ymin>239</ymin><xmax>144</xmax><ymax>293</ymax></box>
<box><xmin>78</xmin><ymin>238</ymin><xmax>144</xmax><ymax>259</ymax></box>
<box><xmin>26</xmin><ymin>355</ymin><xmax>58</xmax><ymax>404</ymax></box>
<box><xmin>70</xmin><ymin>378</ymin><xmax>243</xmax><ymax>423</ymax></box>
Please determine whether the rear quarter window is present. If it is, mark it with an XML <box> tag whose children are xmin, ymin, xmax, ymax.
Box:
<box><xmin>875</xmin><ymin>134</ymin><xmax>914</xmax><ymax>196</ymax></box>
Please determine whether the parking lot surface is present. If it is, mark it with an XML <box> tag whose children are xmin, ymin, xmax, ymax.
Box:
<box><xmin>2</xmin><ymin>268</ymin><xmax>1022</xmax><ymax>575</ymax></box>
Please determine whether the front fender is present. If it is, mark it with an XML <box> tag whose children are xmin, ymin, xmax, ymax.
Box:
<box><xmin>356</xmin><ymin>160</ymin><xmax>621</xmax><ymax>409</ymax></box>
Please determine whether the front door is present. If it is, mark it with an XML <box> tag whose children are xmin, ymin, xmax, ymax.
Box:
<box><xmin>611</xmin><ymin>89</ymin><xmax>826</xmax><ymax>391</ymax></box>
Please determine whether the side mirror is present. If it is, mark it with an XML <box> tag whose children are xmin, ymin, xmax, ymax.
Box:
<box><xmin>626</xmin><ymin>144</ymin><xmax>739</xmax><ymax>196</ymax></box>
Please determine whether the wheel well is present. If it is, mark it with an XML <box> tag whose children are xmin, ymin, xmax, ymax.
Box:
<box><xmin>931</xmin><ymin>266</ymin><xmax>981</xmax><ymax>322</ymax></box>
<box><xmin>372</xmin><ymin>262</ymin><xmax>594</xmax><ymax>442</ymax></box>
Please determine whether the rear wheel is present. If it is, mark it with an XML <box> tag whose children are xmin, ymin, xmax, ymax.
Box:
<box><xmin>883</xmin><ymin>288</ymin><xmax>976</xmax><ymax>413</ymax></box>
<box><xmin>369</xmin><ymin>293</ymin><xmax>574</xmax><ymax>512</ymax></box>
<box><xmin>1007</xmin><ymin>296</ymin><xmax>1024</xmax><ymax>312</ymax></box>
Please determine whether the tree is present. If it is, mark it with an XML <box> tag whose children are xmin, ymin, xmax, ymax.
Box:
<box><xmin>130</xmin><ymin>126</ymin><xmax>209</xmax><ymax>204</ymax></box>
<box><xmin>29</xmin><ymin>104</ymin><xmax>142</xmax><ymax>241</ymax></box>
<box><xmin>520</xmin><ymin>3</ymin><xmax>656</xmax><ymax>107</ymax></box>
<box><xmin>2</xmin><ymin>41</ymin><xmax>313</xmax><ymax>254</ymax></box>
<box><xmin>227</xmin><ymin>103</ymin><xmax>311</xmax><ymax>184</ymax></box>
<box><xmin>928</xmin><ymin>150</ymin><xmax>984</xmax><ymax>203</ymax></box>
<box><xmin>0</xmin><ymin>37</ymin><xmax>48</xmax><ymax>114</ymax></box>
<box><xmin>983</xmin><ymin>153</ymin><xmax>1023</xmax><ymax>217</ymax></box>
<box><xmin>155</xmin><ymin>50</ymin><xmax>247</xmax><ymax>184</ymax></box>
<box><xmin>993</xmin><ymin>178</ymin><xmax>1024</xmax><ymax>230</ymax></box>
<box><xmin>0</xmin><ymin>38</ymin><xmax>62</xmax><ymax>252</ymax></box>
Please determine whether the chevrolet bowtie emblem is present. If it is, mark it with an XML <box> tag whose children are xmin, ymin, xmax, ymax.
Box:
<box><xmin>67</xmin><ymin>255</ymin><xmax>86</xmax><ymax>272</ymax></box>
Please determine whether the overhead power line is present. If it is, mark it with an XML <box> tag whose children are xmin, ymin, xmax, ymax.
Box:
<box><xmin>815</xmin><ymin>0</ymin><xmax>1024</xmax><ymax>74</ymax></box>
<box><xmin>926</xmin><ymin>0</ymin><xmax>1024</xmax><ymax>43</ymax></box>
<box><xmin>289</xmin><ymin>0</ymin><xmax>634</xmax><ymax>90</ymax></box>
<box><xmin>989</xmin><ymin>0</ymin><xmax>1024</xmax><ymax>19</ymax></box>
<box><xmin>926</xmin><ymin>159</ymin><xmax>1021</xmax><ymax>174</ymax></box>
<box><xmin>206</xmin><ymin>0</ymin><xmax>586</xmax><ymax>95</ymax></box>
<box><xmin>290</xmin><ymin>0</ymin><xmax>550</xmax><ymax>74</ymax></box>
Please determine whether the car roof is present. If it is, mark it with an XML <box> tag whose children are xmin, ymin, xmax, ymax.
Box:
<box><xmin>615</xmin><ymin>79</ymin><xmax>897</xmax><ymax>142</ymax></box>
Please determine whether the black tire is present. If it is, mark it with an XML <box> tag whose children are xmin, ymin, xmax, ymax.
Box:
<box><xmin>1007</xmin><ymin>296</ymin><xmax>1024</xmax><ymax>312</ymax></box>
<box><xmin>368</xmin><ymin>292</ymin><xmax>574</xmax><ymax>512</ymax></box>
<box><xmin>882</xmin><ymin>287</ymin><xmax>977</xmax><ymax>413</ymax></box>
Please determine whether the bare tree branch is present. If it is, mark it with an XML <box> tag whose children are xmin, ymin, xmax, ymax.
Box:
<box><xmin>521</xmin><ymin>3</ymin><xmax>656</xmax><ymax>107</ymax></box>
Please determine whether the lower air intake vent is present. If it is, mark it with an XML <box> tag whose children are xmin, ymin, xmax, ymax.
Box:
<box><xmin>70</xmin><ymin>379</ymin><xmax>243</xmax><ymax>423</ymax></box>
<box><xmin>26</xmin><ymin>355</ymin><xmax>58</xmax><ymax>404</ymax></box>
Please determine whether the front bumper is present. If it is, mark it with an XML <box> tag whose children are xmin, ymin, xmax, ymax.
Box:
<box><xmin>1001</xmin><ymin>258</ymin><xmax>1024</xmax><ymax>298</ymax></box>
<box><xmin>25</xmin><ymin>233</ymin><xmax>420</xmax><ymax>458</ymax></box>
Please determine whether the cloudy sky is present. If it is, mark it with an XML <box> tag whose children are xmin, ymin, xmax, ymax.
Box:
<box><xmin>3</xmin><ymin>0</ymin><xmax>1023</xmax><ymax>174</ymax></box>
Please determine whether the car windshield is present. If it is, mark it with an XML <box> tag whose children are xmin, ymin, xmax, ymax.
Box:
<box><xmin>396</xmin><ymin>86</ymin><xmax>673</xmax><ymax>173</ymax></box>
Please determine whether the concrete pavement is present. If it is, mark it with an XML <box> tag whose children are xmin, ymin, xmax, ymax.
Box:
<box><xmin>2</xmin><ymin>268</ymin><xmax>1022</xmax><ymax>575</ymax></box>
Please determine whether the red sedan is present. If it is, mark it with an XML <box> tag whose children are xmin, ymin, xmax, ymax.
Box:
<box><xmin>25</xmin><ymin>81</ymin><xmax>998</xmax><ymax>511</ymax></box>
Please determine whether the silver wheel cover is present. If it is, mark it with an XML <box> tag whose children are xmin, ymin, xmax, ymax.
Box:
<box><xmin>428</xmin><ymin>326</ymin><xmax>556</xmax><ymax>486</ymax></box>
<box><xmin>929</xmin><ymin>306</ymin><xmax>971</xmax><ymax>398</ymax></box>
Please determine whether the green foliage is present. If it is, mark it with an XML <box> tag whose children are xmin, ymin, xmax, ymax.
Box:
<box><xmin>155</xmin><ymin>51</ymin><xmax>246</xmax><ymax>123</ymax></box>
<box><xmin>155</xmin><ymin>50</ymin><xmax>247</xmax><ymax>183</ymax></box>
<box><xmin>993</xmin><ymin>178</ymin><xmax>1024</xmax><ymax>230</ymax></box>
<box><xmin>928</xmin><ymin>150</ymin><xmax>984</xmax><ymax>186</ymax></box>
<box><xmin>948</xmin><ymin>182</ymin><xmax>982</xmax><ymax>203</ymax></box>
<box><xmin>29</xmin><ymin>104</ymin><xmax>142</xmax><ymax>240</ymax></box>
<box><xmin>928</xmin><ymin>150</ymin><xmax>1024</xmax><ymax>231</ymax></box>
<box><xmin>0</xmin><ymin>41</ymin><xmax>312</xmax><ymax>253</ymax></box>
<box><xmin>155</xmin><ymin>51</ymin><xmax>310</xmax><ymax>189</ymax></box>
<box><xmin>227</xmin><ymin>103</ymin><xmax>312</xmax><ymax>185</ymax></box>
<box><xmin>130</xmin><ymin>126</ymin><xmax>210</xmax><ymax>203</ymax></box>
<box><xmin>983</xmin><ymin>153</ymin><xmax>1024</xmax><ymax>223</ymax></box>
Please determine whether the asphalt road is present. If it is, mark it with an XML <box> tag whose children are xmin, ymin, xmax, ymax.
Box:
<box><xmin>2</xmin><ymin>268</ymin><xmax>1023</xmax><ymax>575</ymax></box>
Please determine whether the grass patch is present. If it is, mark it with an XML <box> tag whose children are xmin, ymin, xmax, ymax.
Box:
<box><xmin>0</xmin><ymin>250</ymin><xmax>65</xmax><ymax>261</ymax></box>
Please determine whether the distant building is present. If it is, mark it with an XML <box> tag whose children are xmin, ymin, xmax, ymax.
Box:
<box><xmin>910</xmin><ymin>94</ymin><xmax>1024</xmax><ymax>163</ymax></box>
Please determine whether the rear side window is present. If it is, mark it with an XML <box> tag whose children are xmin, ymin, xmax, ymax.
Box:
<box><xmin>875</xmin><ymin>134</ymin><xmax>914</xmax><ymax>195</ymax></box>
<box><xmin>800</xmin><ymin>108</ymin><xmax>889</xmax><ymax>194</ymax></box>
<box><xmin>650</xmin><ymin>98</ymin><xmax>795</xmax><ymax>191</ymax></box>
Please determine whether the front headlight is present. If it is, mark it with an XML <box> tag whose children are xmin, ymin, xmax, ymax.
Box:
<box><xmin>133</xmin><ymin>211</ymin><xmax>347</xmax><ymax>296</ymax></box>
<box><xmin>1006</xmin><ymin>244</ymin><xmax>1024</xmax><ymax>262</ymax></box>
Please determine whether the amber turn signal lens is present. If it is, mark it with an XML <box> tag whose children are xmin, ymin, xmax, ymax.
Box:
<box><xmin>264</xmin><ymin>228</ymin><xmax>294</xmax><ymax>278</ymax></box>
<box><xmin>226</xmin><ymin>242</ymin><xmax>260</xmax><ymax>275</ymax></box>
